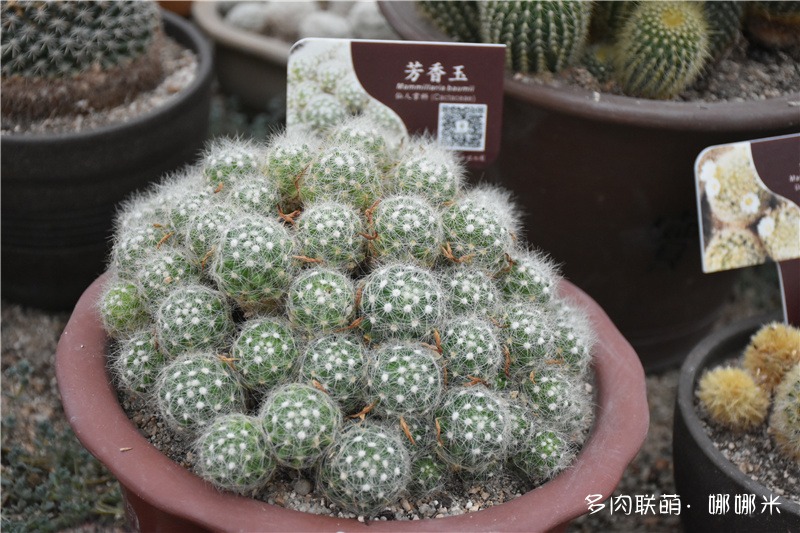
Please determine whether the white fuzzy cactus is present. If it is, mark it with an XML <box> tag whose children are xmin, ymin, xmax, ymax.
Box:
<box><xmin>99</xmin><ymin>277</ymin><xmax>150</xmax><ymax>338</ymax></box>
<box><xmin>295</xmin><ymin>200</ymin><xmax>366</xmax><ymax>270</ymax></box>
<box><xmin>228</xmin><ymin>175</ymin><xmax>280</xmax><ymax>216</ymax></box>
<box><xmin>499</xmin><ymin>249</ymin><xmax>560</xmax><ymax>305</ymax></box>
<box><xmin>367</xmin><ymin>342</ymin><xmax>444</xmax><ymax>417</ymax></box>
<box><xmin>440</xmin><ymin>316</ymin><xmax>503</xmax><ymax>385</ymax></box>
<box><xmin>155</xmin><ymin>284</ymin><xmax>234</xmax><ymax>358</ymax></box>
<box><xmin>231</xmin><ymin>317</ymin><xmax>299</xmax><ymax>393</ymax></box>
<box><xmin>700</xmin><ymin>145</ymin><xmax>770</xmax><ymax>226</ymax></box>
<box><xmin>134</xmin><ymin>248</ymin><xmax>200</xmax><ymax>305</ymax></box>
<box><xmin>287</xmin><ymin>268</ymin><xmax>356</xmax><ymax>334</ymax></box>
<box><xmin>503</xmin><ymin>302</ymin><xmax>556</xmax><ymax>376</ymax></box>
<box><xmin>511</xmin><ymin>427</ymin><xmax>576</xmax><ymax>482</ymax></box>
<box><xmin>703</xmin><ymin>227</ymin><xmax>766</xmax><ymax>272</ymax></box>
<box><xmin>390</xmin><ymin>139</ymin><xmax>465</xmax><ymax>204</ymax></box>
<box><xmin>441</xmin><ymin>265</ymin><xmax>501</xmax><ymax>317</ymax></box>
<box><xmin>303</xmin><ymin>143</ymin><xmax>381</xmax><ymax>209</ymax></box>
<box><xmin>112</xmin><ymin>329</ymin><xmax>164</xmax><ymax>394</ymax></box>
<box><xmin>183</xmin><ymin>204</ymin><xmax>235</xmax><ymax>260</ymax></box>
<box><xmin>111</xmin><ymin>223</ymin><xmax>174</xmax><ymax>277</ymax></box>
<box><xmin>371</xmin><ymin>195</ymin><xmax>444</xmax><ymax>266</ymax></box>
<box><xmin>299</xmin><ymin>333</ymin><xmax>367</xmax><ymax>414</ymax></box>
<box><xmin>757</xmin><ymin>200</ymin><xmax>800</xmax><ymax>262</ymax></box>
<box><xmin>264</xmin><ymin>130</ymin><xmax>319</xmax><ymax>209</ymax></box>
<box><xmin>202</xmin><ymin>137</ymin><xmax>262</xmax><ymax>192</ymax></box>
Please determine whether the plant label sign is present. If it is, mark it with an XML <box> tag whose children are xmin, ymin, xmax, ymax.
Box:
<box><xmin>286</xmin><ymin>38</ymin><xmax>505</xmax><ymax>168</ymax></box>
<box><xmin>694</xmin><ymin>133</ymin><xmax>800</xmax><ymax>325</ymax></box>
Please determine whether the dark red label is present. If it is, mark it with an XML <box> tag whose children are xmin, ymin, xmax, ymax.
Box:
<box><xmin>750</xmin><ymin>133</ymin><xmax>800</xmax><ymax>206</ymax></box>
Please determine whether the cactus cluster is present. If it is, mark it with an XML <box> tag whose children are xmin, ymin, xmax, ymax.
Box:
<box><xmin>1</xmin><ymin>0</ymin><xmax>165</xmax><ymax>120</ymax></box>
<box><xmin>102</xmin><ymin>121</ymin><xmax>597</xmax><ymax>517</ymax></box>
<box><xmin>697</xmin><ymin>143</ymin><xmax>799</xmax><ymax>271</ymax></box>
<box><xmin>696</xmin><ymin>321</ymin><xmax>800</xmax><ymax>462</ymax></box>
<box><xmin>419</xmin><ymin>0</ymin><xmax>795</xmax><ymax>100</ymax></box>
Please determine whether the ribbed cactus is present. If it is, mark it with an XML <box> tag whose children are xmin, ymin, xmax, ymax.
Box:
<box><xmin>613</xmin><ymin>1</ymin><xmax>710</xmax><ymax>99</ymax></box>
<box><xmin>1</xmin><ymin>0</ymin><xmax>164</xmax><ymax>120</ymax></box>
<box><xmin>770</xmin><ymin>364</ymin><xmax>800</xmax><ymax>461</ymax></box>
<box><xmin>697</xmin><ymin>366</ymin><xmax>770</xmax><ymax>431</ymax></box>
<box><xmin>318</xmin><ymin>422</ymin><xmax>411</xmax><ymax>517</ymax></box>
<box><xmin>418</xmin><ymin>1</ymin><xmax>481</xmax><ymax>42</ymax></box>
<box><xmin>259</xmin><ymin>382</ymin><xmax>343</xmax><ymax>469</ymax></box>
<box><xmin>479</xmin><ymin>0</ymin><xmax>592</xmax><ymax>74</ymax></box>
<box><xmin>703</xmin><ymin>1</ymin><xmax>744</xmax><ymax>60</ymax></box>
<box><xmin>195</xmin><ymin>413</ymin><xmax>276</xmax><ymax>494</ymax></box>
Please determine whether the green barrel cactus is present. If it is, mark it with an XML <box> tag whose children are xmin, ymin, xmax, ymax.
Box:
<box><xmin>479</xmin><ymin>0</ymin><xmax>593</xmax><ymax>74</ymax></box>
<box><xmin>770</xmin><ymin>364</ymin><xmax>800</xmax><ymax>461</ymax></box>
<box><xmin>155</xmin><ymin>284</ymin><xmax>235</xmax><ymax>358</ymax></box>
<box><xmin>440</xmin><ymin>316</ymin><xmax>503</xmax><ymax>385</ymax></box>
<box><xmin>259</xmin><ymin>382</ymin><xmax>343</xmax><ymax>469</ymax></box>
<box><xmin>318</xmin><ymin>422</ymin><xmax>411</xmax><ymax>517</ymax></box>
<box><xmin>418</xmin><ymin>1</ymin><xmax>481</xmax><ymax>42</ymax></box>
<box><xmin>195</xmin><ymin>413</ymin><xmax>276</xmax><ymax>494</ymax></box>
<box><xmin>435</xmin><ymin>385</ymin><xmax>511</xmax><ymax>471</ymax></box>
<box><xmin>703</xmin><ymin>1</ymin><xmax>744</xmax><ymax>60</ymax></box>
<box><xmin>366</xmin><ymin>342</ymin><xmax>444</xmax><ymax>417</ymax></box>
<box><xmin>441</xmin><ymin>265</ymin><xmax>501</xmax><ymax>317</ymax></box>
<box><xmin>209</xmin><ymin>214</ymin><xmax>297</xmax><ymax>311</ymax></box>
<box><xmin>1</xmin><ymin>0</ymin><xmax>164</xmax><ymax>120</ymax></box>
<box><xmin>303</xmin><ymin>144</ymin><xmax>381</xmax><ymax>209</ymax></box>
<box><xmin>231</xmin><ymin>317</ymin><xmax>299</xmax><ymax>393</ymax></box>
<box><xmin>112</xmin><ymin>329</ymin><xmax>165</xmax><ymax>394</ymax></box>
<box><xmin>134</xmin><ymin>248</ymin><xmax>201</xmax><ymax>305</ymax></box>
<box><xmin>287</xmin><ymin>268</ymin><xmax>356</xmax><ymax>334</ymax></box>
<box><xmin>498</xmin><ymin>249</ymin><xmax>560</xmax><ymax>305</ymax></box>
<box><xmin>390</xmin><ymin>139</ymin><xmax>465</xmax><ymax>204</ymax></box>
<box><xmin>371</xmin><ymin>195</ymin><xmax>444</xmax><ymax>266</ymax></box>
<box><xmin>99</xmin><ymin>277</ymin><xmax>150</xmax><ymax>338</ymax></box>
<box><xmin>614</xmin><ymin>1</ymin><xmax>710</xmax><ymax>99</ymax></box>
<box><xmin>202</xmin><ymin>137</ymin><xmax>262</xmax><ymax>192</ymax></box>
<box><xmin>155</xmin><ymin>351</ymin><xmax>246</xmax><ymax>433</ymax></box>
<box><xmin>358</xmin><ymin>262</ymin><xmax>444</xmax><ymax>342</ymax></box>
<box><xmin>295</xmin><ymin>200</ymin><xmax>366</xmax><ymax>270</ymax></box>
<box><xmin>298</xmin><ymin>333</ymin><xmax>367</xmax><ymax>414</ymax></box>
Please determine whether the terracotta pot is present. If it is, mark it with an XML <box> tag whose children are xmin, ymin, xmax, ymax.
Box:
<box><xmin>56</xmin><ymin>273</ymin><xmax>648</xmax><ymax>532</ymax></box>
<box><xmin>378</xmin><ymin>1</ymin><xmax>800</xmax><ymax>372</ymax></box>
<box><xmin>1</xmin><ymin>11</ymin><xmax>213</xmax><ymax>311</ymax></box>
<box><xmin>673</xmin><ymin>314</ymin><xmax>800</xmax><ymax>531</ymax></box>
<box><xmin>191</xmin><ymin>1</ymin><xmax>291</xmax><ymax>112</ymax></box>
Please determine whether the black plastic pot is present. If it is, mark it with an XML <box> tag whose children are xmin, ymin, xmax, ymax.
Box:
<box><xmin>379</xmin><ymin>1</ymin><xmax>800</xmax><ymax>372</ymax></box>
<box><xmin>673</xmin><ymin>314</ymin><xmax>800</xmax><ymax>532</ymax></box>
<box><xmin>1</xmin><ymin>10</ymin><xmax>213</xmax><ymax>311</ymax></box>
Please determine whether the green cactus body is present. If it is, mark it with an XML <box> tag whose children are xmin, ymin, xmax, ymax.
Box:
<box><xmin>328</xmin><ymin>116</ymin><xmax>394</xmax><ymax>172</ymax></box>
<box><xmin>299</xmin><ymin>333</ymin><xmax>367</xmax><ymax>414</ymax></box>
<box><xmin>195</xmin><ymin>413</ymin><xmax>276</xmax><ymax>494</ymax></box>
<box><xmin>442</xmin><ymin>187</ymin><xmax>517</xmax><ymax>272</ymax></box>
<box><xmin>135</xmin><ymin>248</ymin><xmax>200</xmax><ymax>305</ymax></box>
<box><xmin>499</xmin><ymin>250</ymin><xmax>560</xmax><ymax>305</ymax></box>
<box><xmin>390</xmin><ymin>139</ymin><xmax>465</xmax><ymax>204</ymax></box>
<box><xmin>703</xmin><ymin>1</ymin><xmax>743</xmax><ymax>60</ymax></box>
<box><xmin>169</xmin><ymin>185</ymin><xmax>219</xmax><ymax>235</ymax></box>
<box><xmin>202</xmin><ymin>138</ymin><xmax>262</xmax><ymax>192</ymax></box>
<box><xmin>231</xmin><ymin>317</ymin><xmax>299</xmax><ymax>392</ymax></box>
<box><xmin>318</xmin><ymin>422</ymin><xmax>411</xmax><ymax>517</ymax></box>
<box><xmin>300</xmin><ymin>93</ymin><xmax>349</xmax><ymax>133</ymax></box>
<box><xmin>99</xmin><ymin>278</ymin><xmax>150</xmax><ymax>338</ymax></box>
<box><xmin>367</xmin><ymin>342</ymin><xmax>444</xmax><ymax>417</ymax></box>
<box><xmin>183</xmin><ymin>205</ymin><xmax>234</xmax><ymax>260</ymax></box>
<box><xmin>295</xmin><ymin>200</ymin><xmax>366</xmax><ymax>270</ymax></box>
<box><xmin>581</xmin><ymin>43</ymin><xmax>615</xmax><ymax>83</ymax></box>
<box><xmin>435</xmin><ymin>386</ymin><xmax>510</xmax><ymax>471</ymax></box>
<box><xmin>441</xmin><ymin>266</ymin><xmax>501</xmax><ymax>317</ymax></box>
<box><xmin>155</xmin><ymin>284</ymin><xmax>235</xmax><ymax>358</ymax></box>
<box><xmin>479</xmin><ymin>0</ymin><xmax>592</xmax><ymax>74</ymax></box>
<box><xmin>549</xmin><ymin>303</ymin><xmax>594</xmax><ymax>376</ymax></box>
<box><xmin>228</xmin><ymin>176</ymin><xmax>280</xmax><ymax>216</ymax></box>
<box><xmin>303</xmin><ymin>145</ymin><xmax>381</xmax><ymax>209</ymax></box>
<box><xmin>745</xmin><ymin>1</ymin><xmax>800</xmax><ymax>50</ymax></box>
<box><xmin>210</xmin><ymin>215</ymin><xmax>297</xmax><ymax>311</ymax></box>
<box><xmin>287</xmin><ymin>268</ymin><xmax>356</xmax><ymax>334</ymax></box>
<box><xmin>589</xmin><ymin>1</ymin><xmax>637</xmax><ymax>42</ymax></box>
<box><xmin>614</xmin><ymin>1</ymin><xmax>710</xmax><ymax>99</ymax></box>
<box><xmin>358</xmin><ymin>263</ymin><xmax>444</xmax><ymax>342</ymax></box>
<box><xmin>156</xmin><ymin>352</ymin><xmax>246</xmax><ymax>433</ymax></box>
<box><xmin>264</xmin><ymin>131</ymin><xmax>318</xmax><ymax>209</ymax></box>
<box><xmin>511</xmin><ymin>427</ymin><xmax>574</xmax><ymax>482</ymax></box>
<box><xmin>371</xmin><ymin>195</ymin><xmax>444</xmax><ymax>266</ymax></box>
<box><xmin>504</xmin><ymin>302</ymin><xmax>555</xmax><ymax>375</ymax></box>
<box><xmin>112</xmin><ymin>329</ymin><xmax>165</xmax><ymax>394</ymax></box>
<box><xmin>112</xmin><ymin>224</ymin><xmax>174</xmax><ymax>278</ymax></box>
<box><xmin>1</xmin><ymin>0</ymin><xmax>164</xmax><ymax>120</ymax></box>
<box><xmin>259</xmin><ymin>383</ymin><xmax>343</xmax><ymax>469</ymax></box>
<box><xmin>418</xmin><ymin>1</ymin><xmax>481</xmax><ymax>42</ymax></box>
<box><xmin>519</xmin><ymin>368</ymin><xmax>587</xmax><ymax>431</ymax></box>
<box><xmin>770</xmin><ymin>364</ymin><xmax>800</xmax><ymax>461</ymax></box>
<box><xmin>440</xmin><ymin>316</ymin><xmax>503</xmax><ymax>385</ymax></box>
<box><xmin>409</xmin><ymin>453</ymin><xmax>449</xmax><ymax>497</ymax></box>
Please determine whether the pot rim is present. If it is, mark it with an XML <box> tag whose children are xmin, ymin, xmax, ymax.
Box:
<box><xmin>378</xmin><ymin>1</ymin><xmax>800</xmax><ymax>132</ymax></box>
<box><xmin>56</xmin><ymin>273</ymin><xmax>648</xmax><ymax>532</ymax></box>
<box><xmin>676</xmin><ymin>313</ymin><xmax>800</xmax><ymax>513</ymax></box>
<box><xmin>191</xmin><ymin>1</ymin><xmax>291</xmax><ymax>67</ymax></box>
<box><xmin>1</xmin><ymin>10</ymin><xmax>213</xmax><ymax>145</ymax></box>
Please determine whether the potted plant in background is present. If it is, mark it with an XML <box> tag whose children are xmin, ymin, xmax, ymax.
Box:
<box><xmin>56</xmin><ymin>126</ymin><xmax>649</xmax><ymax>531</ymax></box>
<box><xmin>1</xmin><ymin>0</ymin><xmax>213</xmax><ymax>311</ymax></box>
<box><xmin>379</xmin><ymin>0</ymin><xmax>800</xmax><ymax>371</ymax></box>
<box><xmin>673</xmin><ymin>316</ymin><xmax>800</xmax><ymax>531</ymax></box>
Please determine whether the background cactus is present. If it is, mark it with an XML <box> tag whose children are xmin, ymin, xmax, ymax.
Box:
<box><xmin>99</xmin><ymin>278</ymin><xmax>150</xmax><ymax>338</ymax></box>
<box><xmin>697</xmin><ymin>366</ymin><xmax>770</xmax><ymax>431</ymax></box>
<box><xmin>743</xmin><ymin>322</ymin><xmax>800</xmax><ymax>393</ymax></box>
<box><xmin>1</xmin><ymin>0</ymin><xmax>164</xmax><ymax>120</ymax></box>
<box><xmin>418</xmin><ymin>1</ymin><xmax>481</xmax><ymax>43</ymax></box>
<box><xmin>770</xmin><ymin>364</ymin><xmax>800</xmax><ymax>461</ymax></box>
<box><xmin>745</xmin><ymin>1</ymin><xmax>800</xmax><ymax>50</ymax></box>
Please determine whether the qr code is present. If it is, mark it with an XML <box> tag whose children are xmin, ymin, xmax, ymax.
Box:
<box><xmin>437</xmin><ymin>103</ymin><xmax>487</xmax><ymax>152</ymax></box>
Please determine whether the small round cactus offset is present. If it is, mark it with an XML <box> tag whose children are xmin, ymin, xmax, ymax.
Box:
<box><xmin>135</xmin><ymin>248</ymin><xmax>200</xmax><ymax>305</ymax></box>
<box><xmin>112</xmin><ymin>224</ymin><xmax>173</xmax><ymax>278</ymax></box>
<box><xmin>441</xmin><ymin>266</ymin><xmax>500</xmax><ymax>317</ymax></box>
<box><xmin>295</xmin><ymin>200</ymin><xmax>365</xmax><ymax>270</ymax></box>
<box><xmin>435</xmin><ymin>385</ymin><xmax>510</xmax><ymax>471</ymax></box>
<box><xmin>264</xmin><ymin>130</ymin><xmax>318</xmax><ymax>209</ymax></box>
<box><xmin>195</xmin><ymin>413</ymin><xmax>276</xmax><ymax>494</ymax></box>
<box><xmin>259</xmin><ymin>383</ymin><xmax>343</xmax><ymax>469</ymax></box>
<box><xmin>286</xmin><ymin>268</ymin><xmax>356</xmax><ymax>334</ymax></box>
<box><xmin>770</xmin><ymin>364</ymin><xmax>800</xmax><ymax>461</ymax></box>
<box><xmin>99</xmin><ymin>278</ymin><xmax>150</xmax><ymax>338</ymax></box>
<box><xmin>439</xmin><ymin>316</ymin><xmax>503</xmax><ymax>385</ymax></box>
<box><xmin>299</xmin><ymin>333</ymin><xmax>367</xmax><ymax>414</ymax></box>
<box><xmin>366</xmin><ymin>342</ymin><xmax>444</xmax><ymax>417</ymax></box>
<box><xmin>519</xmin><ymin>367</ymin><xmax>588</xmax><ymax>431</ymax></box>
<box><xmin>202</xmin><ymin>138</ymin><xmax>262</xmax><ymax>192</ymax></box>
<box><xmin>231</xmin><ymin>317</ymin><xmax>299</xmax><ymax>393</ymax></box>
<box><xmin>155</xmin><ymin>284</ymin><xmax>234</xmax><ymax>357</ymax></box>
<box><xmin>156</xmin><ymin>352</ymin><xmax>246</xmax><ymax>433</ymax></box>
<box><xmin>743</xmin><ymin>322</ymin><xmax>800</xmax><ymax>393</ymax></box>
<box><xmin>358</xmin><ymin>263</ymin><xmax>444</xmax><ymax>341</ymax></box>
<box><xmin>511</xmin><ymin>427</ymin><xmax>575</xmax><ymax>482</ymax></box>
<box><xmin>390</xmin><ymin>140</ymin><xmax>465</xmax><ymax>204</ymax></box>
<box><xmin>697</xmin><ymin>366</ymin><xmax>770</xmax><ymax>431</ymax></box>
<box><xmin>183</xmin><ymin>205</ymin><xmax>235</xmax><ymax>259</ymax></box>
<box><xmin>112</xmin><ymin>329</ymin><xmax>164</xmax><ymax>394</ymax></box>
<box><xmin>503</xmin><ymin>302</ymin><xmax>556</xmax><ymax>375</ymax></box>
<box><xmin>318</xmin><ymin>422</ymin><xmax>411</xmax><ymax>517</ymax></box>
<box><xmin>370</xmin><ymin>195</ymin><xmax>444</xmax><ymax>266</ymax></box>
<box><xmin>303</xmin><ymin>144</ymin><xmax>381</xmax><ymax>209</ymax></box>
<box><xmin>499</xmin><ymin>250</ymin><xmax>560</xmax><ymax>305</ymax></box>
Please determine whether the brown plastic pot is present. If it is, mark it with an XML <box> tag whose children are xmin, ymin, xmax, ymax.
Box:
<box><xmin>191</xmin><ymin>1</ymin><xmax>291</xmax><ymax>112</ymax></box>
<box><xmin>379</xmin><ymin>1</ymin><xmax>800</xmax><ymax>372</ymax></box>
<box><xmin>673</xmin><ymin>314</ymin><xmax>800</xmax><ymax>531</ymax></box>
<box><xmin>56</xmin><ymin>273</ymin><xmax>648</xmax><ymax>533</ymax></box>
